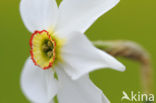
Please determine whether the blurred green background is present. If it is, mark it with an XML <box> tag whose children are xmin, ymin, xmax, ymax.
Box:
<box><xmin>0</xmin><ymin>0</ymin><xmax>155</xmax><ymax>102</ymax></box>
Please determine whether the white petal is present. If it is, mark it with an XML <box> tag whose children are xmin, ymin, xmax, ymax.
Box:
<box><xmin>61</xmin><ymin>32</ymin><xmax>125</xmax><ymax>80</ymax></box>
<box><xmin>56</xmin><ymin>66</ymin><xmax>110</xmax><ymax>103</ymax></box>
<box><xmin>20</xmin><ymin>0</ymin><xmax>58</xmax><ymax>33</ymax></box>
<box><xmin>21</xmin><ymin>57</ymin><xmax>58</xmax><ymax>103</ymax></box>
<box><xmin>56</xmin><ymin>0</ymin><xmax>120</xmax><ymax>34</ymax></box>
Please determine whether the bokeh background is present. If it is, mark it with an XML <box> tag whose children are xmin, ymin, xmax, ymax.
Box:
<box><xmin>0</xmin><ymin>0</ymin><xmax>155</xmax><ymax>102</ymax></box>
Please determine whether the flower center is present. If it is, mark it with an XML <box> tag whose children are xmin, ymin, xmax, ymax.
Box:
<box><xmin>42</xmin><ymin>40</ymin><xmax>54</xmax><ymax>58</ymax></box>
<box><xmin>30</xmin><ymin>30</ymin><xmax>56</xmax><ymax>70</ymax></box>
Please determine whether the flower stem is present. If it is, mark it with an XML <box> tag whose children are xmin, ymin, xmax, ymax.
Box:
<box><xmin>93</xmin><ymin>40</ymin><xmax>154</xmax><ymax>94</ymax></box>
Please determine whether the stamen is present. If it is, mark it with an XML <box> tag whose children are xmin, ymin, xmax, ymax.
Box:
<box><xmin>42</xmin><ymin>44</ymin><xmax>50</xmax><ymax>52</ymax></box>
<box><xmin>48</xmin><ymin>41</ymin><xmax>53</xmax><ymax>47</ymax></box>
<box><xmin>42</xmin><ymin>40</ymin><xmax>54</xmax><ymax>58</ymax></box>
<box><xmin>47</xmin><ymin>51</ymin><xmax>53</xmax><ymax>58</ymax></box>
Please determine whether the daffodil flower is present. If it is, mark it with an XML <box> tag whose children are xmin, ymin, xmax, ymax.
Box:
<box><xmin>20</xmin><ymin>0</ymin><xmax>125</xmax><ymax>103</ymax></box>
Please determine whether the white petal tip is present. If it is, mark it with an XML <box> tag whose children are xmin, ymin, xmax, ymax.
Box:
<box><xmin>118</xmin><ymin>65</ymin><xmax>126</xmax><ymax>72</ymax></box>
<box><xmin>111</xmin><ymin>60</ymin><xmax>126</xmax><ymax>72</ymax></box>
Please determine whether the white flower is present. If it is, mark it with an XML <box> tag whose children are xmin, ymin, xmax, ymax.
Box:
<box><xmin>20</xmin><ymin>0</ymin><xmax>125</xmax><ymax>103</ymax></box>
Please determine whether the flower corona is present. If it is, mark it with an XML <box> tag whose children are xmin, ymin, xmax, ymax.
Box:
<box><xmin>30</xmin><ymin>30</ymin><xmax>56</xmax><ymax>69</ymax></box>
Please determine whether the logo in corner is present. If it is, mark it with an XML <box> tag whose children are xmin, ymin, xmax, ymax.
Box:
<box><xmin>122</xmin><ymin>91</ymin><xmax>131</xmax><ymax>101</ymax></box>
<box><xmin>121</xmin><ymin>91</ymin><xmax>155</xmax><ymax>102</ymax></box>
